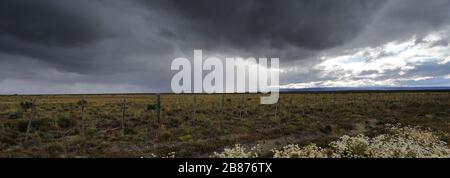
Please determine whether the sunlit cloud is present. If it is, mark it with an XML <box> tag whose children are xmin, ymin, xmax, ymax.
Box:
<box><xmin>282</xmin><ymin>28</ymin><xmax>450</xmax><ymax>88</ymax></box>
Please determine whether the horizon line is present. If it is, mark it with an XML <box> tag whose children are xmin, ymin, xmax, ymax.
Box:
<box><xmin>1</xmin><ymin>86</ymin><xmax>450</xmax><ymax>96</ymax></box>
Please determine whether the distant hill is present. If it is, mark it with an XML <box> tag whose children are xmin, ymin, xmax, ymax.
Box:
<box><xmin>280</xmin><ymin>86</ymin><xmax>450</xmax><ymax>93</ymax></box>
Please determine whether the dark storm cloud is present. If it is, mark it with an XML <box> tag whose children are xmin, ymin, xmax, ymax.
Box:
<box><xmin>347</xmin><ymin>0</ymin><xmax>450</xmax><ymax>48</ymax></box>
<box><xmin>0</xmin><ymin>0</ymin><xmax>106</xmax><ymax>73</ymax></box>
<box><xmin>0</xmin><ymin>0</ymin><xmax>103</xmax><ymax>47</ymax></box>
<box><xmin>0</xmin><ymin>0</ymin><xmax>175</xmax><ymax>74</ymax></box>
<box><xmin>0</xmin><ymin>0</ymin><xmax>450</xmax><ymax>93</ymax></box>
<box><xmin>145</xmin><ymin>0</ymin><xmax>386</xmax><ymax>57</ymax></box>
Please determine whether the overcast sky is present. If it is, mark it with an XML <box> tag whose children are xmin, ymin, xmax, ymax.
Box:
<box><xmin>0</xmin><ymin>0</ymin><xmax>449</xmax><ymax>94</ymax></box>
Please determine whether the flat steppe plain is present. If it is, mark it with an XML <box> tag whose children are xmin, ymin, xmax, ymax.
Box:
<box><xmin>0</xmin><ymin>92</ymin><xmax>449</xmax><ymax>157</ymax></box>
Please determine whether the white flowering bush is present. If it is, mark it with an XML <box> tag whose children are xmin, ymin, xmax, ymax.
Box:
<box><xmin>328</xmin><ymin>125</ymin><xmax>450</xmax><ymax>158</ymax></box>
<box><xmin>365</xmin><ymin>126</ymin><xmax>450</xmax><ymax>158</ymax></box>
<box><xmin>212</xmin><ymin>125</ymin><xmax>450</xmax><ymax>158</ymax></box>
<box><xmin>211</xmin><ymin>144</ymin><xmax>259</xmax><ymax>158</ymax></box>
<box><xmin>141</xmin><ymin>152</ymin><xmax>176</xmax><ymax>158</ymax></box>
<box><xmin>272</xmin><ymin>144</ymin><xmax>328</xmax><ymax>158</ymax></box>
<box><xmin>329</xmin><ymin>134</ymin><xmax>371</xmax><ymax>158</ymax></box>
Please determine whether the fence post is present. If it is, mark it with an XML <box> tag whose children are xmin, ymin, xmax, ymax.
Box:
<box><xmin>332</xmin><ymin>93</ymin><xmax>336</xmax><ymax>110</ymax></box>
<box><xmin>321</xmin><ymin>94</ymin><xmax>325</xmax><ymax>113</ymax></box>
<box><xmin>288</xmin><ymin>98</ymin><xmax>293</xmax><ymax>114</ymax></box>
<box><xmin>221</xmin><ymin>93</ymin><xmax>225</xmax><ymax>114</ymax></box>
<box><xmin>240</xmin><ymin>95</ymin><xmax>244</xmax><ymax>119</ymax></box>
<box><xmin>25</xmin><ymin>97</ymin><xmax>37</xmax><ymax>141</ymax></box>
<box><xmin>121</xmin><ymin>98</ymin><xmax>126</xmax><ymax>136</ymax></box>
<box><xmin>275</xmin><ymin>98</ymin><xmax>279</xmax><ymax>117</ymax></box>
<box><xmin>156</xmin><ymin>94</ymin><xmax>161</xmax><ymax>123</ymax></box>
<box><xmin>302</xmin><ymin>94</ymin><xmax>306</xmax><ymax>115</ymax></box>
<box><xmin>80</xmin><ymin>96</ymin><xmax>86</xmax><ymax>136</ymax></box>
<box><xmin>193</xmin><ymin>95</ymin><xmax>197</xmax><ymax>119</ymax></box>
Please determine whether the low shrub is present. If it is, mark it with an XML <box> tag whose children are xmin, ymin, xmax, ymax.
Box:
<box><xmin>7</xmin><ymin>112</ymin><xmax>21</xmax><ymax>120</ymax></box>
<box><xmin>272</xmin><ymin>144</ymin><xmax>328</xmax><ymax>158</ymax></box>
<box><xmin>57</xmin><ymin>117</ymin><xmax>77</xmax><ymax>129</ymax></box>
<box><xmin>213</xmin><ymin>125</ymin><xmax>450</xmax><ymax>158</ymax></box>
<box><xmin>211</xmin><ymin>144</ymin><xmax>259</xmax><ymax>158</ymax></box>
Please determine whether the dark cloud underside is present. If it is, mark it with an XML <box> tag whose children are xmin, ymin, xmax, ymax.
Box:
<box><xmin>148</xmin><ymin>0</ymin><xmax>385</xmax><ymax>51</ymax></box>
<box><xmin>0</xmin><ymin>0</ymin><xmax>103</xmax><ymax>47</ymax></box>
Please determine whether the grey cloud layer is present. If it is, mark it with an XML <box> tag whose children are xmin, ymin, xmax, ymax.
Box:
<box><xmin>148</xmin><ymin>0</ymin><xmax>384</xmax><ymax>50</ymax></box>
<box><xmin>0</xmin><ymin>0</ymin><xmax>449</xmax><ymax>93</ymax></box>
